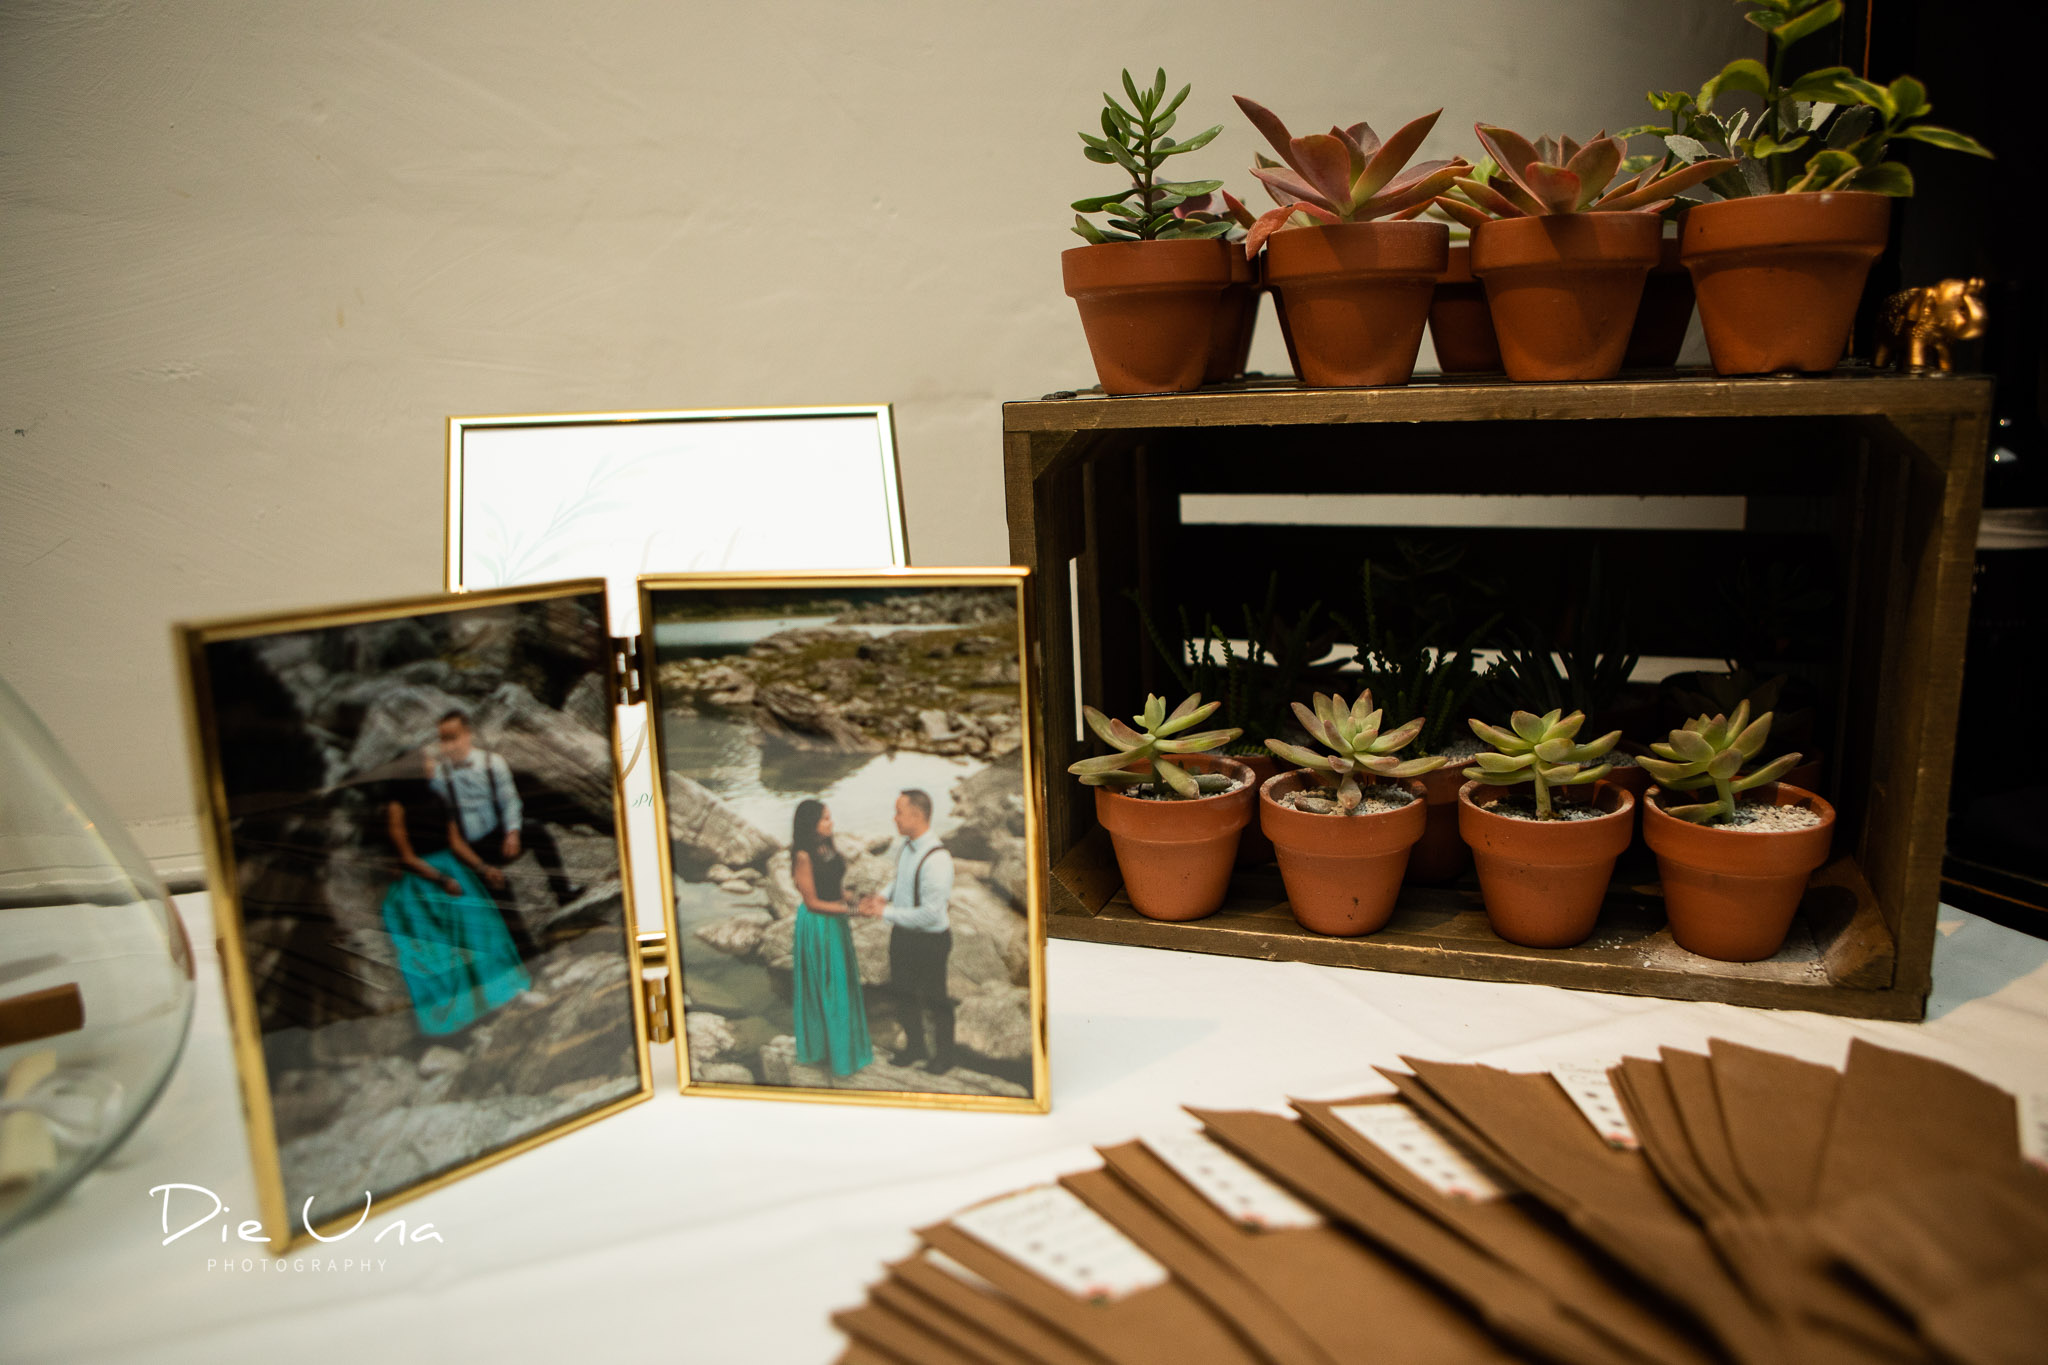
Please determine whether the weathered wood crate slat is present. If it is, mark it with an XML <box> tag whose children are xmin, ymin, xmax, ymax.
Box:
<box><xmin>1004</xmin><ymin>372</ymin><xmax>1993</xmax><ymax>1021</ymax></box>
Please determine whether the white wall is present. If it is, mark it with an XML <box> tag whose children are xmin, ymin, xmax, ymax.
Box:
<box><xmin>0</xmin><ymin>0</ymin><xmax>1753</xmax><ymax>868</ymax></box>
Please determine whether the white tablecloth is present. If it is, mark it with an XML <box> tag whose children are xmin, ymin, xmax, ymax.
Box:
<box><xmin>6</xmin><ymin>894</ymin><xmax>2048</xmax><ymax>1364</ymax></box>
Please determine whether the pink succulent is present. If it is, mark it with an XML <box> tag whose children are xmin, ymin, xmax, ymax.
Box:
<box><xmin>1433</xmin><ymin>124</ymin><xmax>1736</xmax><ymax>227</ymax></box>
<box><xmin>1233</xmin><ymin>98</ymin><xmax>1472</xmax><ymax>256</ymax></box>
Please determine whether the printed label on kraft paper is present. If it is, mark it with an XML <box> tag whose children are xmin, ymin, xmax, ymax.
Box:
<box><xmin>1330</xmin><ymin>1102</ymin><xmax>1513</xmax><ymax>1202</ymax></box>
<box><xmin>1141</xmin><ymin>1130</ymin><xmax>1325</xmax><ymax>1231</ymax></box>
<box><xmin>1552</xmin><ymin>1064</ymin><xmax>1641</xmax><ymax>1150</ymax></box>
<box><xmin>953</xmin><ymin>1185</ymin><xmax>1168</xmax><ymax>1302</ymax></box>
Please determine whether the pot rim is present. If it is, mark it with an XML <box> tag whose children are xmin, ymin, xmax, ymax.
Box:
<box><xmin>1470</xmin><ymin>211</ymin><xmax>1662</xmax><ymax>273</ymax></box>
<box><xmin>1093</xmin><ymin>753</ymin><xmax>1255</xmax><ymax>808</ymax></box>
<box><xmin>1258</xmin><ymin>766</ymin><xmax>1425</xmax><ymax>817</ymax></box>
<box><xmin>1457</xmin><ymin>778</ymin><xmax>1634</xmax><ymax>825</ymax></box>
<box><xmin>1641</xmin><ymin>781</ymin><xmax>1835</xmax><ymax>835</ymax></box>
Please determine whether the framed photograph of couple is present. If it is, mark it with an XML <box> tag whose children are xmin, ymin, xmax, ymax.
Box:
<box><xmin>640</xmin><ymin>568</ymin><xmax>1048</xmax><ymax>1113</ymax></box>
<box><xmin>177</xmin><ymin>580</ymin><xmax>651</xmax><ymax>1250</ymax></box>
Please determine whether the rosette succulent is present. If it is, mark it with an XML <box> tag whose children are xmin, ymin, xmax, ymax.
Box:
<box><xmin>1232</xmin><ymin>99</ymin><xmax>1472</xmax><ymax>255</ymax></box>
<box><xmin>1068</xmin><ymin>693</ymin><xmax>1243</xmax><ymax>799</ymax></box>
<box><xmin>1266</xmin><ymin>691</ymin><xmax>1446</xmax><ymax>813</ymax></box>
<box><xmin>1431</xmin><ymin>126</ymin><xmax>1735</xmax><ymax>228</ymax></box>
<box><xmin>1464</xmin><ymin>710</ymin><xmax>1621</xmax><ymax>820</ymax></box>
<box><xmin>1072</xmin><ymin>69</ymin><xmax>1232</xmax><ymax>245</ymax></box>
<box><xmin>1636</xmin><ymin>702</ymin><xmax>1803</xmax><ymax>825</ymax></box>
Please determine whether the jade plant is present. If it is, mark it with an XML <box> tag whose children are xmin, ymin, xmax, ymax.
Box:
<box><xmin>1464</xmin><ymin>710</ymin><xmax>1621</xmax><ymax>819</ymax></box>
<box><xmin>1233</xmin><ymin>100</ymin><xmax>1472</xmax><ymax>255</ymax></box>
<box><xmin>1625</xmin><ymin>0</ymin><xmax>1990</xmax><ymax>198</ymax></box>
<box><xmin>1068</xmin><ymin>693</ymin><xmax>1243</xmax><ymax>799</ymax></box>
<box><xmin>1072</xmin><ymin>69</ymin><xmax>1231</xmax><ymax>245</ymax></box>
<box><xmin>1636</xmin><ymin>702</ymin><xmax>1803</xmax><ymax>824</ymax></box>
<box><xmin>1266</xmin><ymin>691</ymin><xmax>1446</xmax><ymax>813</ymax></box>
<box><xmin>1431</xmin><ymin>126</ymin><xmax>1734</xmax><ymax>227</ymax></box>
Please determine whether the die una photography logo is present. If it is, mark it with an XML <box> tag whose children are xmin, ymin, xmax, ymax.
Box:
<box><xmin>150</xmin><ymin>1184</ymin><xmax>441</xmax><ymax>1273</ymax></box>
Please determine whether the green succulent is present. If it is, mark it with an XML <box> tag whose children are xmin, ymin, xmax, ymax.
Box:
<box><xmin>1464</xmin><ymin>709</ymin><xmax>1620</xmax><ymax>820</ymax></box>
<box><xmin>1266</xmin><ymin>691</ymin><xmax>1446</xmax><ymax>814</ymax></box>
<box><xmin>1636</xmin><ymin>702</ymin><xmax>1803</xmax><ymax>825</ymax></box>
<box><xmin>1068</xmin><ymin>693</ymin><xmax>1243</xmax><ymax>799</ymax></box>
<box><xmin>1072</xmin><ymin>69</ymin><xmax>1230</xmax><ymax>244</ymax></box>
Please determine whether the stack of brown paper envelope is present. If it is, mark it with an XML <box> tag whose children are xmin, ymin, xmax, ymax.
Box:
<box><xmin>833</xmin><ymin>1041</ymin><xmax>2048</xmax><ymax>1365</ymax></box>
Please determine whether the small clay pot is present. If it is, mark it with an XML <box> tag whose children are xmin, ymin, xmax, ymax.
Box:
<box><xmin>1427</xmin><ymin>245</ymin><xmax>1502</xmax><ymax>374</ymax></box>
<box><xmin>1644</xmin><ymin>783</ymin><xmax>1835</xmax><ymax>962</ymax></box>
<box><xmin>1260</xmin><ymin>770</ymin><xmax>1427</xmax><ymax>936</ymax></box>
<box><xmin>1622</xmin><ymin>234</ymin><xmax>1695</xmax><ymax>370</ymax></box>
<box><xmin>1680</xmin><ymin>192</ymin><xmax>1890</xmax><ymax>375</ymax></box>
<box><xmin>1203</xmin><ymin>249</ymin><xmax>1261</xmax><ymax>384</ymax></box>
<box><xmin>1264</xmin><ymin>220</ymin><xmax>1449</xmax><ymax>387</ymax></box>
<box><xmin>1458</xmin><ymin>781</ymin><xmax>1634</xmax><ymax>948</ymax></box>
<box><xmin>1471</xmin><ymin>213</ymin><xmax>1661</xmax><ymax>382</ymax></box>
<box><xmin>1063</xmin><ymin>239</ymin><xmax>1232</xmax><ymax>395</ymax></box>
<box><xmin>1232</xmin><ymin>752</ymin><xmax>1285</xmax><ymax>866</ymax></box>
<box><xmin>1094</xmin><ymin>753</ymin><xmax>1255</xmax><ymax>922</ymax></box>
<box><xmin>1405</xmin><ymin>763</ymin><xmax>1473</xmax><ymax>884</ymax></box>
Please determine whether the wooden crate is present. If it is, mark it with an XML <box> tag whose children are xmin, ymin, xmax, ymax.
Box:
<box><xmin>1004</xmin><ymin>373</ymin><xmax>1993</xmax><ymax>1020</ymax></box>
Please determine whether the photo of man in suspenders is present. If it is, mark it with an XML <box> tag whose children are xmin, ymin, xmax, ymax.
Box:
<box><xmin>433</xmin><ymin>708</ymin><xmax>581</xmax><ymax>962</ymax></box>
<box><xmin>859</xmin><ymin>788</ymin><xmax>955</xmax><ymax>1073</ymax></box>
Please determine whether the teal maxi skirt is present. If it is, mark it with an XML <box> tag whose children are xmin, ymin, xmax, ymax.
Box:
<box><xmin>380</xmin><ymin>848</ymin><xmax>531</xmax><ymax>1035</ymax></box>
<box><xmin>792</xmin><ymin>905</ymin><xmax>873</xmax><ymax>1077</ymax></box>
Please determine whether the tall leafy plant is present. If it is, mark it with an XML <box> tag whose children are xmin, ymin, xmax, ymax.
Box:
<box><xmin>1626</xmin><ymin>0</ymin><xmax>1989</xmax><ymax>199</ymax></box>
<box><xmin>1072</xmin><ymin>69</ymin><xmax>1232</xmax><ymax>244</ymax></box>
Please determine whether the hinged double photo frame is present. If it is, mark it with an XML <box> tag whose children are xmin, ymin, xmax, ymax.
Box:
<box><xmin>177</xmin><ymin>406</ymin><xmax>1049</xmax><ymax>1252</ymax></box>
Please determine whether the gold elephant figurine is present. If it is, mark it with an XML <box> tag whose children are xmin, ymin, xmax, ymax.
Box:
<box><xmin>1874</xmin><ymin>278</ymin><xmax>1987</xmax><ymax>373</ymax></box>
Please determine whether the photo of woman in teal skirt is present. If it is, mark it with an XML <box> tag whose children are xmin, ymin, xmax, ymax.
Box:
<box><xmin>788</xmin><ymin>799</ymin><xmax>873</xmax><ymax>1077</ymax></box>
<box><xmin>378</xmin><ymin>748</ymin><xmax>531</xmax><ymax>1036</ymax></box>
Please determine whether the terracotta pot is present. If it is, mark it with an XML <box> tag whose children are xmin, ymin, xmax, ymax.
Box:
<box><xmin>1471</xmin><ymin>213</ymin><xmax>1661</xmax><ymax>382</ymax></box>
<box><xmin>1680</xmin><ymin>192</ymin><xmax>1890</xmax><ymax>375</ymax></box>
<box><xmin>1232</xmin><ymin>753</ymin><xmax>1284</xmax><ymax>866</ymax></box>
<box><xmin>1093</xmin><ymin>753</ymin><xmax>1254</xmax><ymax>921</ymax></box>
<box><xmin>1405</xmin><ymin>763</ymin><xmax>1473</xmax><ymax>884</ymax></box>
<box><xmin>1622</xmin><ymin>235</ymin><xmax>1695</xmax><ymax>370</ymax></box>
<box><xmin>1062</xmin><ymin>239</ymin><xmax>1232</xmax><ymax>395</ymax></box>
<box><xmin>1427</xmin><ymin>244</ymin><xmax>1502</xmax><ymax>375</ymax></box>
<box><xmin>1264</xmin><ymin>220</ymin><xmax>1448</xmax><ymax>387</ymax></box>
<box><xmin>1644</xmin><ymin>783</ymin><xmax>1835</xmax><ymax>962</ymax></box>
<box><xmin>1260</xmin><ymin>770</ymin><xmax>1427</xmax><ymax>936</ymax></box>
<box><xmin>1458</xmin><ymin>781</ymin><xmax>1634</xmax><ymax>948</ymax></box>
<box><xmin>1203</xmin><ymin>249</ymin><xmax>1261</xmax><ymax>384</ymax></box>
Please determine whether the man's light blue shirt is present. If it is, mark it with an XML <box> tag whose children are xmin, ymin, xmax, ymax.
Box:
<box><xmin>880</xmin><ymin>830</ymin><xmax>952</xmax><ymax>933</ymax></box>
<box><xmin>432</xmin><ymin>750</ymin><xmax>521</xmax><ymax>844</ymax></box>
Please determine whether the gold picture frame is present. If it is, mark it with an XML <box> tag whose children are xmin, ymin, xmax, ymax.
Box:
<box><xmin>176</xmin><ymin>579</ymin><xmax>654</xmax><ymax>1253</ymax></box>
<box><xmin>640</xmin><ymin>568</ymin><xmax>1050</xmax><ymax>1115</ymax></box>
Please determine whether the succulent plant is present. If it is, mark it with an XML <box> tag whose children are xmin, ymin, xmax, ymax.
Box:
<box><xmin>1464</xmin><ymin>710</ymin><xmax>1621</xmax><ymax>820</ymax></box>
<box><xmin>1431</xmin><ymin>126</ymin><xmax>1735</xmax><ymax>228</ymax></box>
<box><xmin>1068</xmin><ymin>693</ymin><xmax>1243</xmax><ymax>799</ymax></box>
<box><xmin>1636</xmin><ymin>702</ymin><xmax>1803</xmax><ymax>824</ymax></box>
<box><xmin>1072</xmin><ymin>69</ymin><xmax>1232</xmax><ymax>245</ymax></box>
<box><xmin>1266</xmin><ymin>691</ymin><xmax>1446</xmax><ymax>813</ymax></box>
<box><xmin>1232</xmin><ymin>99</ymin><xmax>1472</xmax><ymax>256</ymax></box>
<box><xmin>1627</xmin><ymin>0</ymin><xmax>1990</xmax><ymax>198</ymax></box>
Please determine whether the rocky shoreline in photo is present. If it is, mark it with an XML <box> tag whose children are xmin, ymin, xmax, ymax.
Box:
<box><xmin>655</xmin><ymin>608</ymin><xmax>1023</xmax><ymax>761</ymax></box>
